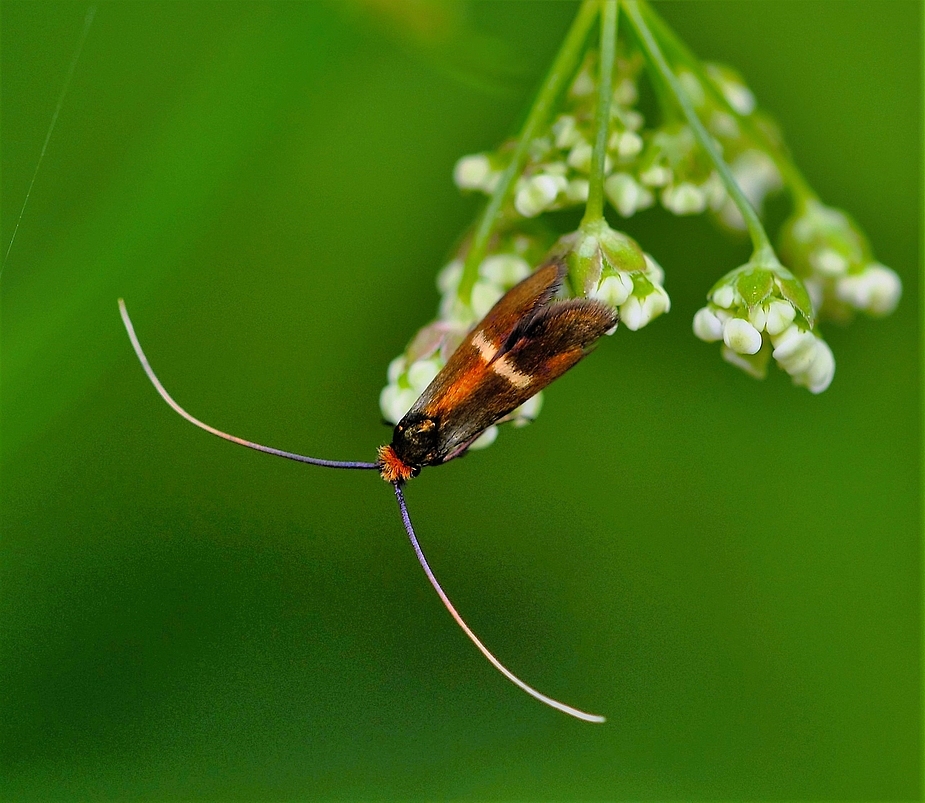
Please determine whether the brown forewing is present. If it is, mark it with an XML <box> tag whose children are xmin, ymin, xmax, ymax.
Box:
<box><xmin>403</xmin><ymin>261</ymin><xmax>617</xmax><ymax>463</ymax></box>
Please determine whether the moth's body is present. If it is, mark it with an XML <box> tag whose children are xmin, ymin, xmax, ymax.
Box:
<box><xmin>378</xmin><ymin>261</ymin><xmax>618</xmax><ymax>483</ymax></box>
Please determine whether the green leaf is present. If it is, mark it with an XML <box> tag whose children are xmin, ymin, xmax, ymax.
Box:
<box><xmin>736</xmin><ymin>269</ymin><xmax>774</xmax><ymax>308</ymax></box>
<box><xmin>778</xmin><ymin>276</ymin><xmax>816</xmax><ymax>327</ymax></box>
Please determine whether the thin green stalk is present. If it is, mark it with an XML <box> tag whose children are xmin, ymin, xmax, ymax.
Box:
<box><xmin>639</xmin><ymin>1</ymin><xmax>818</xmax><ymax>209</ymax></box>
<box><xmin>457</xmin><ymin>0</ymin><xmax>600</xmax><ymax>304</ymax></box>
<box><xmin>582</xmin><ymin>0</ymin><xmax>619</xmax><ymax>226</ymax></box>
<box><xmin>623</xmin><ymin>0</ymin><xmax>778</xmax><ymax>264</ymax></box>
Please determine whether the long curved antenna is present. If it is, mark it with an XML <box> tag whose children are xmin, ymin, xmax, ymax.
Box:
<box><xmin>118</xmin><ymin>299</ymin><xmax>379</xmax><ymax>470</ymax></box>
<box><xmin>393</xmin><ymin>483</ymin><xmax>605</xmax><ymax>723</ymax></box>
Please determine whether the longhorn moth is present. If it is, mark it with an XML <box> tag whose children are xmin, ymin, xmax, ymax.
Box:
<box><xmin>119</xmin><ymin>259</ymin><xmax>615</xmax><ymax>723</ymax></box>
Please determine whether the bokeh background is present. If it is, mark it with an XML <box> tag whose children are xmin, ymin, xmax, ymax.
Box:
<box><xmin>2</xmin><ymin>2</ymin><xmax>920</xmax><ymax>800</ymax></box>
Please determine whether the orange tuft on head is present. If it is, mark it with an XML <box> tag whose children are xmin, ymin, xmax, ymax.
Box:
<box><xmin>377</xmin><ymin>444</ymin><xmax>416</xmax><ymax>484</ymax></box>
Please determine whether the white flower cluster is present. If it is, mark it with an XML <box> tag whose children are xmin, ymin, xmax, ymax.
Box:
<box><xmin>591</xmin><ymin>252</ymin><xmax>670</xmax><ymax>331</ymax></box>
<box><xmin>452</xmin><ymin>49</ymin><xmax>793</xmax><ymax>234</ymax></box>
<box><xmin>674</xmin><ymin>64</ymin><xmax>786</xmax><ymax>233</ymax></box>
<box><xmin>835</xmin><ymin>263</ymin><xmax>902</xmax><ymax>316</ymax></box>
<box><xmin>635</xmin><ymin>124</ymin><xmax>725</xmax><ymax>217</ymax></box>
<box><xmin>693</xmin><ymin>269</ymin><xmax>835</xmax><ymax>393</ymax></box>
<box><xmin>379</xmin><ymin>247</ymin><xmax>547</xmax><ymax>447</ymax></box>
<box><xmin>780</xmin><ymin>201</ymin><xmax>902</xmax><ymax>320</ymax></box>
<box><xmin>455</xmin><ymin>52</ymin><xmax>647</xmax><ymax>221</ymax></box>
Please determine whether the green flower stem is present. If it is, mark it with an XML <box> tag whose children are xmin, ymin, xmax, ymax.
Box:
<box><xmin>458</xmin><ymin>0</ymin><xmax>600</xmax><ymax>304</ymax></box>
<box><xmin>624</xmin><ymin>0</ymin><xmax>778</xmax><ymax>265</ymax></box>
<box><xmin>582</xmin><ymin>0</ymin><xmax>619</xmax><ymax>226</ymax></box>
<box><xmin>639</xmin><ymin>1</ymin><xmax>818</xmax><ymax>209</ymax></box>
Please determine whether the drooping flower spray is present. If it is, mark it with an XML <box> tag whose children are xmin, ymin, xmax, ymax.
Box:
<box><xmin>380</xmin><ymin>0</ymin><xmax>901</xmax><ymax>446</ymax></box>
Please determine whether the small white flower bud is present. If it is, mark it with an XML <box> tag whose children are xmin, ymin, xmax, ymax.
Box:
<box><xmin>648</xmin><ymin>286</ymin><xmax>670</xmax><ymax>316</ymax></box>
<box><xmin>439</xmin><ymin>292</ymin><xmax>473</xmax><ymax>326</ymax></box>
<box><xmin>835</xmin><ymin>272</ymin><xmax>870</xmax><ymax>309</ymax></box>
<box><xmin>480</xmin><ymin>254</ymin><xmax>531</xmax><ymax>286</ymax></box>
<box><xmin>514</xmin><ymin>174</ymin><xmax>561</xmax><ymax>217</ymax></box>
<box><xmin>453</xmin><ymin>154</ymin><xmax>493</xmax><ymax>190</ymax></box>
<box><xmin>799</xmin><ymin>339</ymin><xmax>835</xmax><ymax>394</ymax></box>
<box><xmin>773</xmin><ymin>325</ymin><xmax>835</xmax><ymax>393</ymax></box>
<box><xmin>710</xmin><ymin>111</ymin><xmax>740</xmax><ymax>138</ymax></box>
<box><xmin>693</xmin><ymin>306</ymin><xmax>724</xmax><ymax>342</ymax></box>
<box><xmin>615</xmin><ymin>130</ymin><xmax>643</xmax><ymax>158</ymax></box>
<box><xmin>713</xmin><ymin>306</ymin><xmax>733</xmax><ymax>324</ymax></box>
<box><xmin>747</xmin><ymin>304</ymin><xmax>768</xmax><ymax>333</ymax></box>
<box><xmin>810</xmin><ymin>247</ymin><xmax>849</xmax><ymax>276</ymax></box>
<box><xmin>724</xmin><ymin>82</ymin><xmax>755</xmax><ymax>115</ymax></box>
<box><xmin>512</xmin><ymin>393</ymin><xmax>543</xmax><ymax>426</ymax></box>
<box><xmin>771</xmin><ymin>325</ymin><xmax>817</xmax><ymax>372</ymax></box>
<box><xmin>567</xmin><ymin>142</ymin><xmax>593</xmax><ymax>172</ymax></box>
<box><xmin>614</xmin><ymin>77</ymin><xmax>638</xmax><ymax>106</ymax></box>
<box><xmin>471</xmin><ymin>280</ymin><xmax>504</xmax><ymax>318</ymax></box>
<box><xmin>723</xmin><ymin>317</ymin><xmax>763</xmax><ymax>354</ymax></box>
<box><xmin>706</xmin><ymin>64</ymin><xmax>756</xmax><ymax>115</ymax></box>
<box><xmin>619</xmin><ymin>296</ymin><xmax>645</xmax><ymax>331</ymax></box>
<box><xmin>593</xmin><ymin>274</ymin><xmax>633</xmax><ymax>307</ymax></box>
<box><xmin>837</xmin><ymin>263</ymin><xmax>902</xmax><ymax>315</ymax></box>
<box><xmin>712</xmin><ymin>285</ymin><xmax>736</xmax><ymax>309</ymax></box>
<box><xmin>552</xmin><ymin>172</ymin><xmax>570</xmax><ymax>191</ymax></box>
<box><xmin>639</xmin><ymin>164</ymin><xmax>671</xmax><ymax>187</ymax></box>
<box><xmin>468</xmin><ymin>425</ymin><xmax>499</xmax><ymax>450</ymax></box>
<box><xmin>387</xmin><ymin>355</ymin><xmax>406</xmax><ymax>384</ymax></box>
<box><xmin>622</xmin><ymin>287</ymin><xmax>670</xmax><ymax>331</ymax></box>
<box><xmin>380</xmin><ymin>384</ymin><xmax>418</xmax><ymax>425</ymax></box>
<box><xmin>436</xmin><ymin>259</ymin><xmax>463</xmax><ymax>294</ymax></box>
<box><xmin>865</xmin><ymin>265</ymin><xmax>902</xmax><ymax>315</ymax></box>
<box><xmin>541</xmin><ymin>161</ymin><xmax>568</xmax><ymax>177</ymax></box>
<box><xmin>566</xmin><ymin>143</ymin><xmax>612</xmax><ymax>175</ymax></box>
<box><xmin>662</xmin><ymin>183</ymin><xmax>707</xmax><ymax>215</ymax></box>
<box><xmin>791</xmin><ymin>215</ymin><xmax>815</xmax><ymax>243</ymax></box>
<box><xmin>624</xmin><ymin>109</ymin><xmax>644</xmax><ymax>131</ymax></box>
<box><xmin>679</xmin><ymin>71</ymin><xmax>705</xmax><ymax>107</ymax></box>
<box><xmin>771</xmin><ymin>324</ymin><xmax>809</xmax><ymax>357</ymax></box>
<box><xmin>407</xmin><ymin>358</ymin><xmax>441</xmax><ymax>394</ymax></box>
<box><xmin>604</xmin><ymin>173</ymin><xmax>653</xmax><ymax>217</ymax></box>
<box><xmin>764</xmin><ymin>299</ymin><xmax>796</xmax><ymax>336</ymax></box>
<box><xmin>552</xmin><ymin>115</ymin><xmax>582</xmax><ymax>149</ymax></box>
<box><xmin>570</xmin><ymin>69</ymin><xmax>595</xmax><ymax>97</ymax></box>
<box><xmin>643</xmin><ymin>253</ymin><xmax>665</xmax><ymax>284</ymax></box>
<box><xmin>565</xmin><ymin>178</ymin><xmax>589</xmax><ymax>203</ymax></box>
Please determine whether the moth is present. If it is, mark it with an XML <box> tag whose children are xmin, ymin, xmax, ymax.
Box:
<box><xmin>119</xmin><ymin>258</ymin><xmax>616</xmax><ymax>723</ymax></box>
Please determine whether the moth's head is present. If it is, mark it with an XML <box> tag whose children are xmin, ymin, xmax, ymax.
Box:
<box><xmin>377</xmin><ymin>444</ymin><xmax>416</xmax><ymax>484</ymax></box>
<box><xmin>390</xmin><ymin>415</ymin><xmax>439</xmax><ymax>470</ymax></box>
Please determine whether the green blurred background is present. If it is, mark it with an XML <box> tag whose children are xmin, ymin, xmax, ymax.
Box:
<box><xmin>1</xmin><ymin>2</ymin><xmax>920</xmax><ymax>799</ymax></box>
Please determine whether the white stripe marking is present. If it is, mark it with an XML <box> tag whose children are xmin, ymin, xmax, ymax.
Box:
<box><xmin>492</xmin><ymin>355</ymin><xmax>532</xmax><ymax>388</ymax></box>
<box><xmin>472</xmin><ymin>330</ymin><xmax>532</xmax><ymax>388</ymax></box>
<box><xmin>472</xmin><ymin>330</ymin><xmax>498</xmax><ymax>362</ymax></box>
